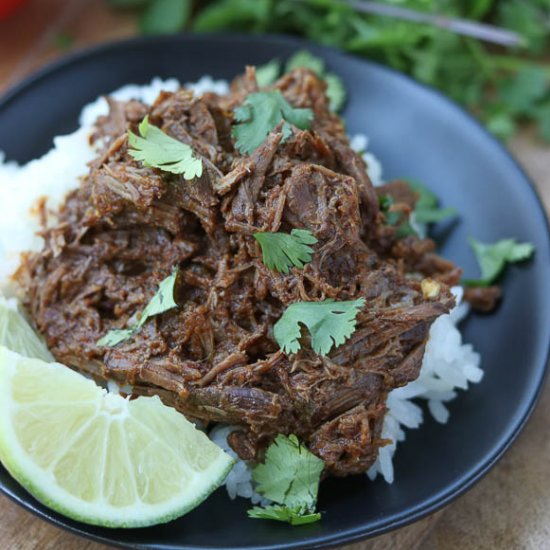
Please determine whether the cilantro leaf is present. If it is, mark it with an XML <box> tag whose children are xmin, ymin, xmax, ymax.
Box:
<box><xmin>380</xmin><ymin>183</ymin><xmax>455</xmax><ymax>239</ymax></box>
<box><xmin>274</xmin><ymin>299</ymin><xmax>365</xmax><ymax>356</ymax></box>
<box><xmin>413</xmin><ymin>207</ymin><xmax>456</xmax><ymax>224</ymax></box>
<box><xmin>378</xmin><ymin>194</ymin><xmax>417</xmax><ymax>238</ymax></box>
<box><xmin>255</xmin><ymin>58</ymin><xmax>281</xmax><ymax>87</ymax></box>
<box><xmin>499</xmin><ymin>67</ymin><xmax>548</xmax><ymax>114</ymax></box>
<box><xmin>463</xmin><ymin>237</ymin><xmax>535</xmax><ymax>287</ymax></box>
<box><xmin>498</xmin><ymin>0</ymin><xmax>548</xmax><ymax>54</ymax></box>
<box><xmin>285</xmin><ymin>50</ymin><xmax>346</xmax><ymax>112</ymax></box>
<box><xmin>168</xmin><ymin>1</ymin><xmax>550</xmax><ymax>142</ymax></box>
<box><xmin>97</xmin><ymin>268</ymin><xmax>179</xmax><ymax>347</ymax></box>
<box><xmin>395</xmin><ymin>221</ymin><xmax>418</xmax><ymax>239</ymax></box>
<box><xmin>325</xmin><ymin>73</ymin><xmax>346</xmax><ymax>112</ymax></box>
<box><xmin>97</xmin><ymin>328</ymin><xmax>134</xmax><ymax>348</ymax></box>
<box><xmin>139</xmin><ymin>0</ymin><xmax>191</xmax><ymax>35</ymax></box>
<box><xmin>252</xmin><ymin>434</ymin><xmax>324</xmax><ymax>510</ymax></box>
<box><xmin>253</xmin><ymin>229</ymin><xmax>317</xmax><ymax>274</ymax></box>
<box><xmin>248</xmin><ymin>504</ymin><xmax>321</xmax><ymax>525</ymax></box>
<box><xmin>139</xmin><ymin>268</ymin><xmax>179</xmax><ymax>320</ymax></box>
<box><xmin>191</xmin><ymin>0</ymin><xmax>271</xmax><ymax>32</ymax></box>
<box><xmin>487</xmin><ymin>111</ymin><xmax>518</xmax><ymax>140</ymax></box>
<box><xmin>232</xmin><ymin>91</ymin><xmax>313</xmax><ymax>155</ymax></box>
<box><xmin>408</xmin><ymin>181</ymin><xmax>457</xmax><ymax>224</ymax></box>
<box><xmin>378</xmin><ymin>194</ymin><xmax>400</xmax><ymax>226</ymax></box>
<box><xmin>286</xmin><ymin>50</ymin><xmax>326</xmax><ymax>75</ymax></box>
<box><xmin>128</xmin><ymin>116</ymin><xmax>202</xmax><ymax>179</ymax></box>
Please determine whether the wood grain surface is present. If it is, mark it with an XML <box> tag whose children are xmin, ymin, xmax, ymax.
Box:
<box><xmin>0</xmin><ymin>2</ymin><xmax>548</xmax><ymax>549</ymax></box>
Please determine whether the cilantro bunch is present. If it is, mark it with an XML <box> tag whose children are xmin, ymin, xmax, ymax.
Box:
<box><xmin>109</xmin><ymin>0</ymin><xmax>550</xmax><ymax>142</ymax></box>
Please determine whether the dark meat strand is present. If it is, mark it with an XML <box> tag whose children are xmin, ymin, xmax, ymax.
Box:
<box><xmin>463</xmin><ymin>286</ymin><xmax>502</xmax><ymax>312</ymax></box>
<box><xmin>20</xmin><ymin>68</ymin><xmax>458</xmax><ymax>476</ymax></box>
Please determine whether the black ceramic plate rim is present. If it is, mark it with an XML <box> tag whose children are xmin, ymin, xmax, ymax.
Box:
<box><xmin>0</xmin><ymin>33</ymin><xmax>549</xmax><ymax>550</ymax></box>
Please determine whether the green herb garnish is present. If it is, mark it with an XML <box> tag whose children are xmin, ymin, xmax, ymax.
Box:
<box><xmin>324</xmin><ymin>73</ymin><xmax>347</xmax><ymax>113</ymax></box>
<box><xmin>286</xmin><ymin>50</ymin><xmax>346</xmax><ymax>112</ymax></box>
<box><xmin>255</xmin><ymin>58</ymin><xmax>281</xmax><ymax>87</ymax></box>
<box><xmin>286</xmin><ymin>50</ymin><xmax>326</xmax><ymax>76</ymax></box>
<box><xmin>464</xmin><ymin>237</ymin><xmax>535</xmax><ymax>287</ymax></box>
<box><xmin>128</xmin><ymin>116</ymin><xmax>202</xmax><ymax>179</ymax></box>
<box><xmin>254</xmin><ymin>50</ymin><xmax>346</xmax><ymax>112</ymax></box>
<box><xmin>112</xmin><ymin>2</ymin><xmax>550</xmax><ymax>140</ymax></box>
<box><xmin>274</xmin><ymin>299</ymin><xmax>365</xmax><ymax>356</ymax></box>
<box><xmin>378</xmin><ymin>195</ymin><xmax>417</xmax><ymax>238</ymax></box>
<box><xmin>232</xmin><ymin>91</ymin><xmax>313</xmax><ymax>155</ymax></box>
<box><xmin>139</xmin><ymin>0</ymin><xmax>191</xmax><ymax>35</ymax></box>
<box><xmin>185</xmin><ymin>0</ymin><xmax>550</xmax><ymax>143</ymax></box>
<box><xmin>253</xmin><ymin>229</ymin><xmax>317</xmax><ymax>274</ymax></box>
<box><xmin>248</xmin><ymin>504</ymin><xmax>321</xmax><ymax>525</ymax></box>
<box><xmin>97</xmin><ymin>268</ymin><xmax>179</xmax><ymax>347</ymax></box>
<box><xmin>249</xmin><ymin>434</ymin><xmax>324</xmax><ymax>525</ymax></box>
<box><xmin>408</xmin><ymin>181</ymin><xmax>457</xmax><ymax>224</ymax></box>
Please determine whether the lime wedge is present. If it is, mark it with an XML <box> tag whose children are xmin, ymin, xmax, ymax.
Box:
<box><xmin>0</xmin><ymin>297</ymin><xmax>52</xmax><ymax>361</ymax></box>
<box><xmin>0</xmin><ymin>345</ymin><xmax>234</xmax><ymax>527</ymax></box>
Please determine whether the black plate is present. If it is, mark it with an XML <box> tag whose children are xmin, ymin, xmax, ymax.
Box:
<box><xmin>0</xmin><ymin>34</ymin><xmax>549</xmax><ymax>550</ymax></box>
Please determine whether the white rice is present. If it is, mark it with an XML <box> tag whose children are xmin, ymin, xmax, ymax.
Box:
<box><xmin>0</xmin><ymin>77</ymin><xmax>482</xmax><ymax>500</ymax></box>
<box><xmin>0</xmin><ymin>76</ymin><xmax>228</xmax><ymax>296</ymax></box>
<box><xmin>209</xmin><ymin>425</ymin><xmax>268</xmax><ymax>505</ymax></box>
<box><xmin>367</xmin><ymin>287</ymin><xmax>482</xmax><ymax>483</ymax></box>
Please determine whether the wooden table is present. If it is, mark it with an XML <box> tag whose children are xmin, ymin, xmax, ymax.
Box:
<box><xmin>1</xmin><ymin>2</ymin><xmax>549</xmax><ymax>548</ymax></box>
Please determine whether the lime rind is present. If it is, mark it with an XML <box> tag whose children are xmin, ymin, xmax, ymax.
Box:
<box><xmin>0</xmin><ymin>428</ymin><xmax>234</xmax><ymax>527</ymax></box>
<box><xmin>0</xmin><ymin>346</ymin><xmax>234</xmax><ymax>528</ymax></box>
<box><xmin>0</xmin><ymin>296</ymin><xmax>52</xmax><ymax>362</ymax></box>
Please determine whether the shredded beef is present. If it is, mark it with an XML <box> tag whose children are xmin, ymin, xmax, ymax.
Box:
<box><xmin>463</xmin><ymin>286</ymin><xmax>502</xmax><ymax>312</ymax></box>
<box><xmin>20</xmin><ymin>68</ymin><xmax>460</xmax><ymax>476</ymax></box>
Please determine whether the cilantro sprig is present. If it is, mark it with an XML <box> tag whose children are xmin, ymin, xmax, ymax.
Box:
<box><xmin>464</xmin><ymin>237</ymin><xmax>535</xmax><ymax>287</ymax></box>
<box><xmin>249</xmin><ymin>434</ymin><xmax>324</xmax><ymax>525</ymax></box>
<box><xmin>248</xmin><ymin>504</ymin><xmax>321</xmax><ymax>525</ymax></box>
<box><xmin>112</xmin><ymin>1</ymin><xmax>550</xmax><ymax>142</ymax></box>
<box><xmin>108</xmin><ymin>0</ymin><xmax>191</xmax><ymax>35</ymax></box>
<box><xmin>378</xmin><ymin>195</ymin><xmax>417</xmax><ymax>239</ymax></box>
<box><xmin>379</xmin><ymin>182</ymin><xmax>456</xmax><ymax>239</ymax></box>
<box><xmin>128</xmin><ymin>116</ymin><xmax>203</xmax><ymax>179</ymax></box>
<box><xmin>97</xmin><ymin>268</ymin><xmax>179</xmax><ymax>347</ymax></box>
<box><xmin>255</xmin><ymin>58</ymin><xmax>281</xmax><ymax>88</ymax></box>
<box><xmin>286</xmin><ymin>50</ymin><xmax>346</xmax><ymax>112</ymax></box>
<box><xmin>408</xmin><ymin>181</ymin><xmax>457</xmax><ymax>224</ymax></box>
<box><xmin>254</xmin><ymin>229</ymin><xmax>317</xmax><ymax>274</ymax></box>
<box><xmin>274</xmin><ymin>299</ymin><xmax>365</xmax><ymax>356</ymax></box>
<box><xmin>232</xmin><ymin>91</ymin><xmax>313</xmax><ymax>155</ymax></box>
<box><xmin>256</xmin><ymin>50</ymin><xmax>346</xmax><ymax>112</ymax></box>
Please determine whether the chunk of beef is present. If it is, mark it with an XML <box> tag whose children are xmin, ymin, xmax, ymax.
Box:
<box><xmin>91</xmin><ymin>97</ymin><xmax>148</xmax><ymax>145</ymax></box>
<box><xmin>90</xmin><ymin>161</ymin><xmax>165</xmax><ymax>215</ymax></box>
<box><xmin>464</xmin><ymin>286</ymin><xmax>502</xmax><ymax>312</ymax></box>
<box><xmin>376</xmin><ymin>180</ymin><xmax>418</xmax><ymax>209</ymax></box>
